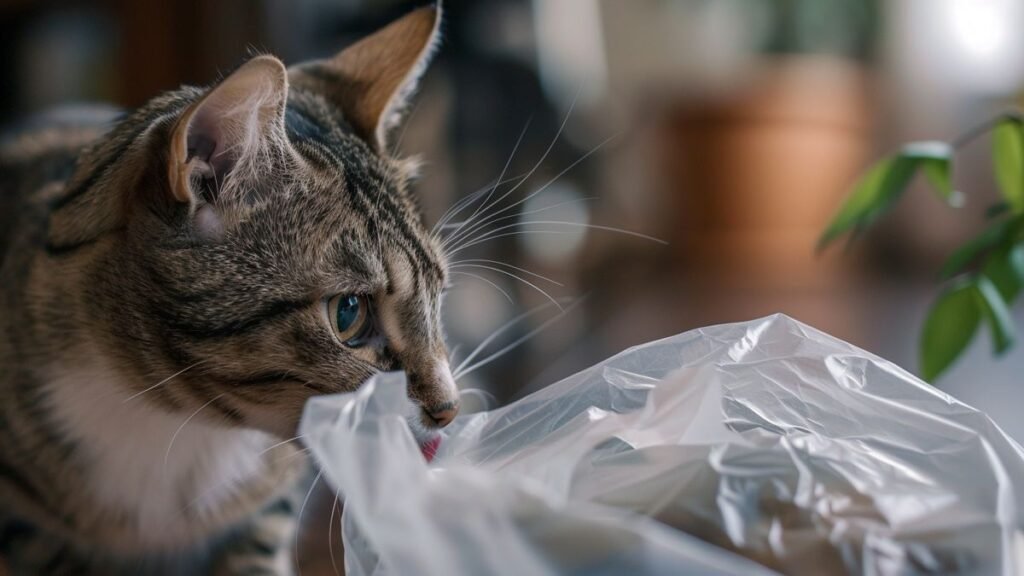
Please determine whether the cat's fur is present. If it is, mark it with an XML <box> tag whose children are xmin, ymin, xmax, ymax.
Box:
<box><xmin>0</xmin><ymin>5</ymin><xmax>457</xmax><ymax>574</ymax></box>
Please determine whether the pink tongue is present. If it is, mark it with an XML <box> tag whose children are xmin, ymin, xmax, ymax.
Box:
<box><xmin>420</xmin><ymin>436</ymin><xmax>442</xmax><ymax>462</ymax></box>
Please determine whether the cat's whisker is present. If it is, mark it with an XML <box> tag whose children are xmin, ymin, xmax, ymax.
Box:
<box><xmin>448</xmin><ymin>270</ymin><xmax>514</xmax><ymax>304</ymax></box>
<box><xmin>453</xmin><ymin>298</ymin><xmax>570</xmax><ymax>377</ymax></box>
<box><xmin>162</xmin><ymin>393</ymin><xmax>226</xmax><ymax>475</ymax></box>
<box><xmin>491</xmin><ymin>194</ymin><xmax>597</xmax><ymax>223</ymax></box>
<box><xmin>167</xmin><ymin>439</ymin><xmax>309</xmax><ymax>515</ymax></box>
<box><xmin>459</xmin><ymin>117</ymin><xmax>532</xmax><ymax>227</ymax></box>
<box><xmin>444</xmin><ymin>195</ymin><xmax>595</xmax><ymax>254</ymax></box>
<box><xmin>443</xmin><ymin>86</ymin><xmax>582</xmax><ymax>251</ymax></box>
<box><xmin>178</xmin><ymin>446</ymin><xmax>311</xmax><ymax>519</ymax></box>
<box><xmin>451</xmin><ymin>220</ymin><xmax>667</xmax><ymax>257</ymax></box>
<box><xmin>434</xmin><ymin>180</ymin><xmax>500</xmax><ymax>235</ymax></box>
<box><xmin>441</xmin><ymin>146</ymin><xmax>529</xmax><ymax>246</ymax></box>
<box><xmin>449</xmin><ymin>263</ymin><xmax>562</xmax><ymax>311</ymax></box>
<box><xmin>328</xmin><ymin>494</ymin><xmax>342</xmax><ymax>576</ymax></box>
<box><xmin>432</xmin><ymin>171</ymin><xmax>532</xmax><ymax>238</ymax></box>
<box><xmin>257</xmin><ymin>434</ymin><xmax>307</xmax><ymax>457</ymax></box>
<box><xmin>434</xmin><ymin>172</ymin><xmax>531</xmax><ymax>238</ymax></box>
<box><xmin>448</xmin><ymin>343</ymin><xmax>463</xmax><ymax>367</ymax></box>
<box><xmin>458</xmin><ymin>387</ymin><xmax>497</xmax><ymax>411</ymax></box>
<box><xmin>450</xmin><ymin>230</ymin><xmax>575</xmax><ymax>253</ymax></box>
<box><xmin>122</xmin><ymin>359</ymin><xmax>207</xmax><ymax>403</ymax></box>
<box><xmin>285</xmin><ymin>445</ymin><xmax>313</xmax><ymax>460</ymax></box>
<box><xmin>446</xmin><ymin>132</ymin><xmax>616</xmax><ymax>254</ymax></box>
<box><xmin>455</xmin><ymin>296</ymin><xmax>585</xmax><ymax>380</ymax></box>
<box><xmin>294</xmin><ymin>470</ymin><xmax>323</xmax><ymax>576</ymax></box>
<box><xmin>449</xmin><ymin>259</ymin><xmax>563</xmax><ymax>287</ymax></box>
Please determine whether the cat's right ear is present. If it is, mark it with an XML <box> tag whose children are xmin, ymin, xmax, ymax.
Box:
<box><xmin>167</xmin><ymin>55</ymin><xmax>290</xmax><ymax>211</ymax></box>
<box><xmin>287</xmin><ymin>5</ymin><xmax>441</xmax><ymax>152</ymax></box>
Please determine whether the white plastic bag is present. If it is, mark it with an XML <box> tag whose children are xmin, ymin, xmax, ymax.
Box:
<box><xmin>300</xmin><ymin>314</ymin><xmax>1024</xmax><ymax>575</ymax></box>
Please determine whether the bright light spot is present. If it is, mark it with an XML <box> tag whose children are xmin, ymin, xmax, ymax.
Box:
<box><xmin>901</xmin><ymin>140</ymin><xmax>952</xmax><ymax>158</ymax></box>
<box><xmin>533</xmin><ymin>0</ymin><xmax>607</xmax><ymax>110</ymax></box>
<box><xmin>445</xmin><ymin>274</ymin><xmax>513</xmax><ymax>344</ymax></box>
<box><xmin>948</xmin><ymin>1</ymin><xmax>1008</xmax><ymax>60</ymax></box>
<box><xmin>517</xmin><ymin>183</ymin><xmax>590</xmax><ymax>265</ymax></box>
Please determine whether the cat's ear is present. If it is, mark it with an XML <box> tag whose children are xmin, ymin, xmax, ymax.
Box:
<box><xmin>288</xmin><ymin>4</ymin><xmax>441</xmax><ymax>151</ymax></box>
<box><xmin>168</xmin><ymin>55</ymin><xmax>289</xmax><ymax>207</ymax></box>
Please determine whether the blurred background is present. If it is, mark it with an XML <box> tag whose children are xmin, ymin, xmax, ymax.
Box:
<box><xmin>3</xmin><ymin>0</ymin><xmax>1024</xmax><ymax>570</ymax></box>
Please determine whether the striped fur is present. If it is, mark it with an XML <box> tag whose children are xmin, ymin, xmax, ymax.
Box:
<box><xmin>0</xmin><ymin>5</ymin><xmax>454</xmax><ymax>575</ymax></box>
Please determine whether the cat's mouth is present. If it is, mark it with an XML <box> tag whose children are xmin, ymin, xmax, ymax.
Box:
<box><xmin>406</xmin><ymin>409</ymin><xmax>443</xmax><ymax>462</ymax></box>
<box><xmin>419</xmin><ymin>435</ymin><xmax>442</xmax><ymax>462</ymax></box>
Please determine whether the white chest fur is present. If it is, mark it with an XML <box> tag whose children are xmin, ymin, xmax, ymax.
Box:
<box><xmin>44</xmin><ymin>355</ymin><xmax>275</xmax><ymax>550</ymax></box>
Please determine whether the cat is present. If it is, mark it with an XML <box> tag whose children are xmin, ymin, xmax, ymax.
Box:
<box><xmin>0</xmin><ymin>4</ymin><xmax>459</xmax><ymax>575</ymax></box>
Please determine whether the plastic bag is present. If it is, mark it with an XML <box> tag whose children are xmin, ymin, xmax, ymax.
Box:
<box><xmin>300</xmin><ymin>314</ymin><xmax>1024</xmax><ymax>575</ymax></box>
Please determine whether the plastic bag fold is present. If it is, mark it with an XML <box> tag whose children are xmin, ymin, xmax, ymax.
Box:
<box><xmin>300</xmin><ymin>314</ymin><xmax>1024</xmax><ymax>575</ymax></box>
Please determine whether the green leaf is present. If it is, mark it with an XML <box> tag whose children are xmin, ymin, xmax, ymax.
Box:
<box><xmin>982</xmin><ymin>243</ymin><xmax>1024</xmax><ymax>302</ymax></box>
<box><xmin>903</xmin><ymin>141</ymin><xmax>958</xmax><ymax>204</ymax></box>
<box><xmin>940</xmin><ymin>219</ymin><xmax>1015</xmax><ymax>279</ymax></box>
<box><xmin>993</xmin><ymin>119</ymin><xmax>1024</xmax><ymax>212</ymax></box>
<box><xmin>921</xmin><ymin>158</ymin><xmax>960</xmax><ymax>204</ymax></box>
<box><xmin>819</xmin><ymin>156</ymin><xmax>918</xmax><ymax>249</ymax></box>
<box><xmin>975</xmin><ymin>276</ymin><xmax>1016</xmax><ymax>355</ymax></box>
<box><xmin>920</xmin><ymin>279</ymin><xmax>982</xmax><ymax>381</ymax></box>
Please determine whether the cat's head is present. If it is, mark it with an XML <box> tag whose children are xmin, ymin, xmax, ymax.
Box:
<box><xmin>53</xmin><ymin>6</ymin><xmax>459</xmax><ymax>438</ymax></box>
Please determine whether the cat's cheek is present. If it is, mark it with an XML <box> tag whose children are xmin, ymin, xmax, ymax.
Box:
<box><xmin>242</xmin><ymin>402</ymin><xmax>308</xmax><ymax>438</ymax></box>
<box><xmin>194</xmin><ymin>204</ymin><xmax>225</xmax><ymax>241</ymax></box>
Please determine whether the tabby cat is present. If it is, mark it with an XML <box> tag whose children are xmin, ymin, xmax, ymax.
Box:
<box><xmin>0</xmin><ymin>5</ymin><xmax>458</xmax><ymax>575</ymax></box>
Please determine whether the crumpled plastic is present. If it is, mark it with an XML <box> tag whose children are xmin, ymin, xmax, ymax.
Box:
<box><xmin>299</xmin><ymin>314</ymin><xmax>1024</xmax><ymax>575</ymax></box>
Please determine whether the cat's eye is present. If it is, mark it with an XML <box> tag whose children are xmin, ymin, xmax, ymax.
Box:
<box><xmin>327</xmin><ymin>294</ymin><xmax>373</xmax><ymax>347</ymax></box>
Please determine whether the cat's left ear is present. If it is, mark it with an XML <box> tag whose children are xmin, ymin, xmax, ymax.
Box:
<box><xmin>168</xmin><ymin>55</ymin><xmax>290</xmax><ymax>207</ymax></box>
<box><xmin>288</xmin><ymin>4</ymin><xmax>441</xmax><ymax>152</ymax></box>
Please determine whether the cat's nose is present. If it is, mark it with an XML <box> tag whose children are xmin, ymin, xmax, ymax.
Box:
<box><xmin>407</xmin><ymin>358</ymin><xmax>460</xmax><ymax>428</ymax></box>
<box><xmin>425</xmin><ymin>402</ymin><xmax>459</xmax><ymax>428</ymax></box>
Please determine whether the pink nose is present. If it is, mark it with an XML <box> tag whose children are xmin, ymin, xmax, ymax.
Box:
<box><xmin>425</xmin><ymin>402</ymin><xmax>459</xmax><ymax>428</ymax></box>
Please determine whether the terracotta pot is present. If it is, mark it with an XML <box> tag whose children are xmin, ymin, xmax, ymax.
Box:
<box><xmin>656</xmin><ymin>55</ymin><xmax>875</xmax><ymax>337</ymax></box>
